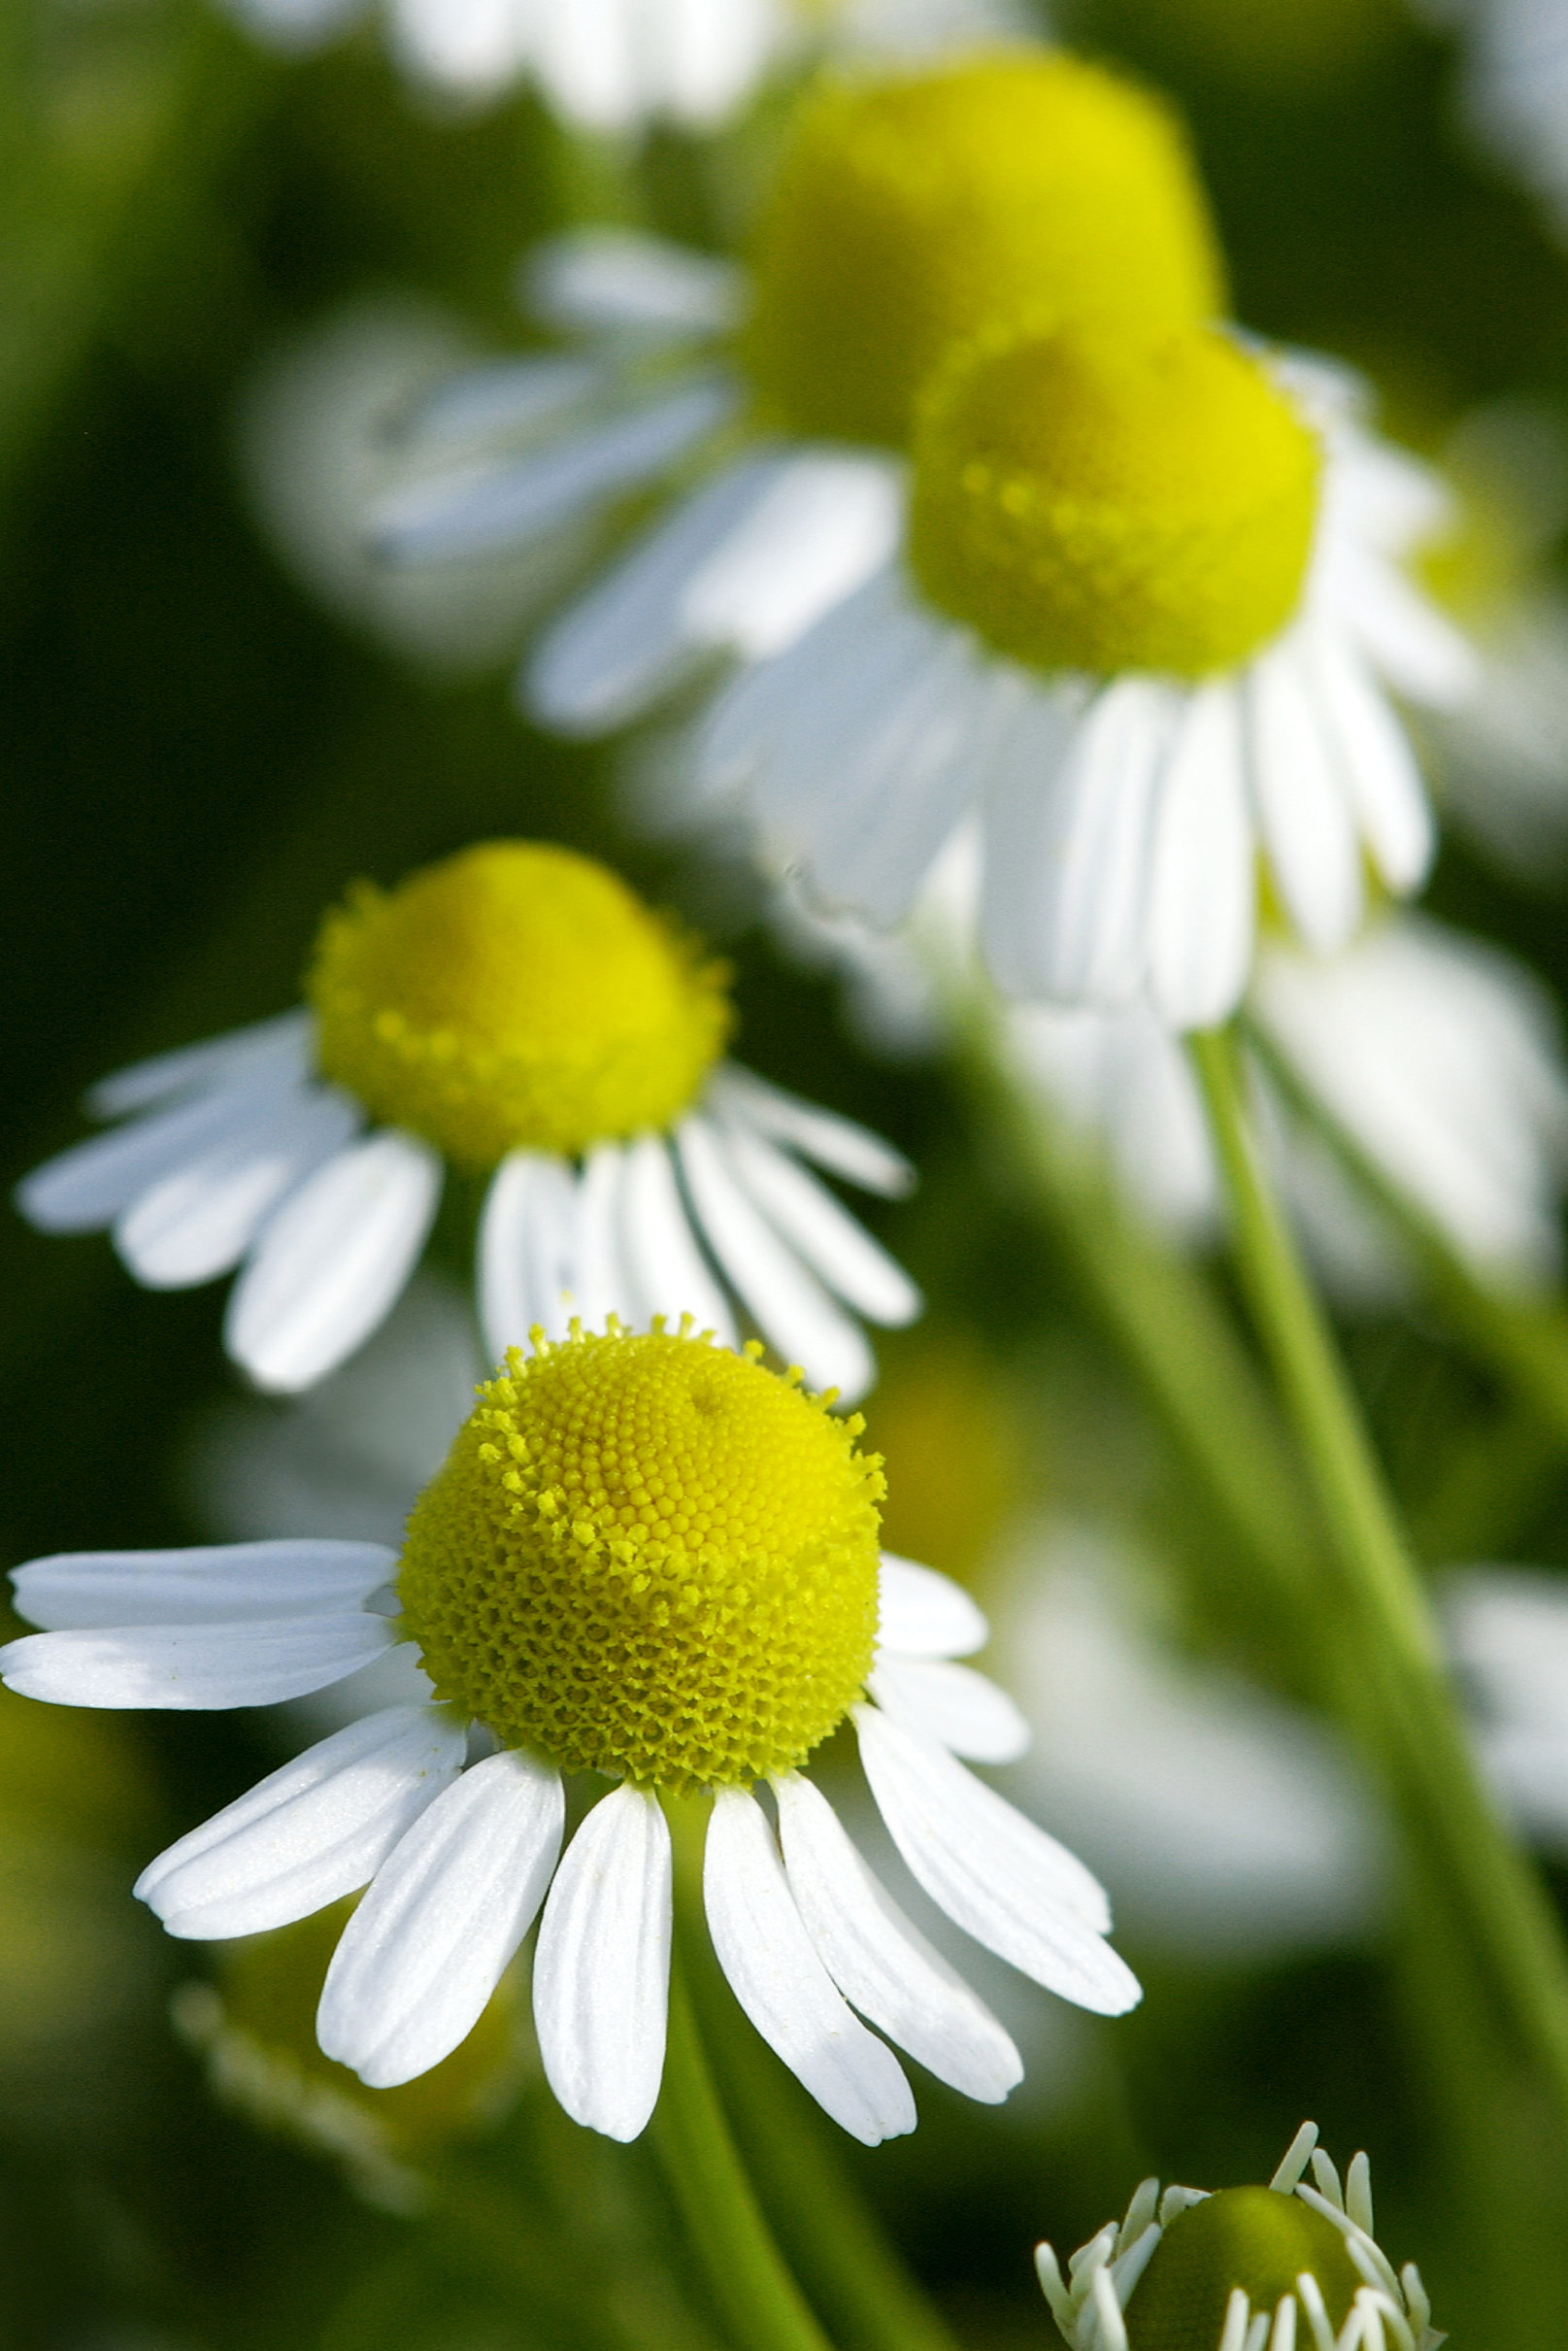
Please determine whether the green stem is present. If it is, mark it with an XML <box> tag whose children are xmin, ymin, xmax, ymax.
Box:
<box><xmin>1187</xmin><ymin>1023</ymin><xmax>1568</xmax><ymax>2120</ymax></box>
<box><xmin>651</xmin><ymin>1941</ymin><xmax>837</xmax><ymax>2351</ymax></box>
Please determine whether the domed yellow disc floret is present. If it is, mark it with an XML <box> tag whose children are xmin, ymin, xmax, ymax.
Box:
<box><xmin>743</xmin><ymin>52</ymin><xmax>1226</xmax><ymax>451</ymax></box>
<box><xmin>1126</xmin><ymin>2188</ymin><xmax>1363</xmax><ymax>2350</ymax></box>
<box><xmin>397</xmin><ymin>1327</ymin><xmax>885</xmax><ymax>1794</ymax></box>
<box><xmin>910</xmin><ymin>322</ymin><xmax>1321</xmax><ymax>678</ymax></box>
<box><xmin>307</xmin><ymin>842</ymin><xmax>731</xmax><ymax>1170</ymax></box>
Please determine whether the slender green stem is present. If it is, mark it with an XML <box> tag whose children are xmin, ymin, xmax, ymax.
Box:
<box><xmin>1187</xmin><ymin>1023</ymin><xmax>1568</xmax><ymax>2118</ymax></box>
<box><xmin>651</xmin><ymin>1940</ymin><xmax>837</xmax><ymax>2351</ymax></box>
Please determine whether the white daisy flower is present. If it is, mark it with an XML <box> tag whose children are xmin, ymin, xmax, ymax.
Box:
<box><xmin>0</xmin><ymin>1324</ymin><xmax>1140</xmax><ymax>2140</ymax></box>
<box><xmin>1036</xmin><ymin>2121</ymin><xmax>1442</xmax><ymax>2351</ymax></box>
<box><xmin>705</xmin><ymin>330</ymin><xmax>1476</xmax><ymax>1032</ymax></box>
<box><xmin>1004</xmin><ymin>912</ymin><xmax>1568</xmax><ymax>1293</ymax></box>
<box><xmin>15</xmin><ymin>841</ymin><xmax>920</xmax><ymax>1403</ymax></box>
<box><xmin>372</xmin><ymin>50</ymin><xmax>1228</xmax><ymax>724</ymax></box>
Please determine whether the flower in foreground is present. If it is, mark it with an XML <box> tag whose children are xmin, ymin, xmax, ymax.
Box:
<box><xmin>16</xmin><ymin>840</ymin><xmax>919</xmax><ymax>1401</ymax></box>
<box><xmin>0</xmin><ymin>1325</ymin><xmax>1139</xmax><ymax>2141</ymax></box>
<box><xmin>372</xmin><ymin>50</ymin><xmax>1226</xmax><ymax>720</ymax></box>
<box><xmin>1036</xmin><ymin>2121</ymin><xmax>1441</xmax><ymax>2351</ymax></box>
<box><xmin>707</xmin><ymin>327</ymin><xmax>1474</xmax><ymax>1030</ymax></box>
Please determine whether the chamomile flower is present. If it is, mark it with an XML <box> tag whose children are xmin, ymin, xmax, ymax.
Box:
<box><xmin>16</xmin><ymin>842</ymin><xmax>920</xmax><ymax>1402</ymax></box>
<box><xmin>706</xmin><ymin>329</ymin><xmax>1475</xmax><ymax>1031</ymax></box>
<box><xmin>373</xmin><ymin>50</ymin><xmax>1227</xmax><ymax>722</ymax></box>
<box><xmin>0</xmin><ymin>1325</ymin><xmax>1140</xmax><ymax>2141</ymax></box>
<box><xmin>1036</xmin><ymin>2122</ymin><xmax>1441</xmax><ymax>2351</ymax></box>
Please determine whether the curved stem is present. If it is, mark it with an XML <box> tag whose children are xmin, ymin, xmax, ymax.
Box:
<box><xmin>1187</xmin><ymin>1023</ymin><xmax>1568</xmax><ymax>2118</ymax></box>
<box><xmin>651</xmin><ymin>1939</ymin><xmax>837</xmax><ymax>2351</ymax></box>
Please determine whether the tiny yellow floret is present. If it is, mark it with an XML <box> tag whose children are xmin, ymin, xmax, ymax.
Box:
<box><xmin>307</xmin><ymin>842</ymin><xmax>731</xmax><ymax>1169</ymax></box>
<box><xmin>1126</xmin><ymin>2188</ymin><xmax>1363</xmax><ymax>2350</ymax></box>
<box><xmin>743</xmin><ymin>51</ymin><xmax>1226</xmax><ymax>450</ymax></box>
<box><xmin>397</xmin><ymin>1327</ymin><xmax>885</xmax><ymax>1793</ymax></box>
<box><xmin>910</xmin><ymin>322</ymin><xmax>1321</xmax><ymax>678</ymax></box>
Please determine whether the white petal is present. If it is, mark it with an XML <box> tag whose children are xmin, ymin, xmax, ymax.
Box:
<box><xmin>677</xmin><ymin>1116</ymin><xmax>875</xmax><ymax>1400</ymax></box>
<box><xmin>114</xmin><ymin>1085</ymin><xmax>359</xmax><ymax>1288</ymax></box>
<box><xmin>17</xmin><ymin>1076</ymin><xmax>308</xmax><ymax>1235</ymax></box>
<box><xmin>617</xmin><ymin>1134</ymin><xmax>737</xmax><ymax>1343</ymax></box>
<box><xmin>135</xmin><ymin>1703</ymin><xmax>467</xmax><ymax>1939</ymax></box>
<box><xmin>0</xmin><ymin>1613</ymin><xmax>398</xmax><ymax>1710</ymax></box>
<box><xmin>715</xmin><ymin>1117</ymin><xmax>920</xmax><ymax>1327</ymax></box>
<box><xmin>869</xmin><ymin>1658</ymin><xmax>1031</xmax><ymax>1764</ymax></box>
<box><xmin>877</xmin><ymin>1556</ymin><xmax>987</xmax><ymax>1661</ymax></box>
<box><xmin>318</xmin><ymin>1749</ymin><xmax>564</xmax><ymax>2088</ymax></box>
<box><xmin>529</xmin><ymin>0</ymin><xmax>643</xmax><ymax>129</ymax></box>
<box><xmin>1336</xmin><ymin>543</ymin><xmax>1478</xmax><ymax>709</ymax></box>
<box><xmin>398</xmin><ymin>353</ymin><xmax>606</xmax><ymax>457</ymax></box>
<box><xmin>532</xmin><ymin>1782</ymin><xmax>672</xmax><ymax>2141</ymax></box>
<box><xmin>571</xmin><ymin>1143</ymin><xmax>639</xmax><ymax>1332</ymax></box>
<box><xmin>854</xmin><ymin>1705</ymin><xmax>1141</xmax><ymax>2015</ymax></box>
<box><xmin>773</xmin><ymin>1774</ymin><xmax>1021</xmax><ymax>2102</ymax></box>
<box><xmin>522</xmin><ymin>230</ymin><xmax>743</xmax><ymax>340</ymax></box>
<box><xmin>1146</xmin><ymin>681</ymin><xmax>1256</xmax><ymax>1031</ymax></box>
<box><xmin>1247</xmin><ymin>642</ymin><xmax>1364</xmax><ymax>954</ymax></box>
<box><xmin>704</xmin><ymin>1787</ymin><xmax>916</xmax><ymax>2145</ymax></box>
<box><xmin>87</xmin><ymin>1012</ymin><xmax>314</xmax><ymax>1119</ymax></box>
<box><xmin>1309</xmin><ymin>629</ymin><xmax>1434</xmax><ymax>893</ymax></box>
<box><xmin>648</xmin><ymin>0</ymin><xmax>781</xmax><ymax>123</ymax></box>
<box><xmin>706</xmin><ymin>1066</ymin><xmax>913</xmax><ymax>1196</ymax></box>
<box><xmin>226</xmin><ymin>1131</ymin><xmax>442</xmax><ymax>1393</ymax></box>
<box><xmin>679</xmin><ymin>450</ymin><xmax>902</xmax><ymax>663</ymax></box>
<box><xmin>479</xmin><ymin>1150</ymin><xmax>580</xmax><ymax>1359</ymax></box>
<box><xmin>13</xmin><ymin>1538</ymin><xmax>394</xmax><ymax>1629</ymax></box>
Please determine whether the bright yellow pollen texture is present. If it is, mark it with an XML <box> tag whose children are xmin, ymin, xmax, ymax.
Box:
<box><xmin>397</xmin><ymin>1328</ymin><xmax>885</xmax><ymax>1795</ymax></box>
<box><xmin>910</xmin><ymin>323</ymin><xmax>1321</xmax><ymax>679</ymax></box>
<box><xmin>742</xmin><ymin>52</ymin><xmax>1226</xmax><ymax>451</ymax></box>
<box><xmin>1126</xmin><ymin>2190</ymin><xmax>1363</xmax><ymax>2351</ymax></box>
<box><xmin>307</xmin><ymin>842</ymin><xmax>732</xmax><ymax>1171</ymax></box>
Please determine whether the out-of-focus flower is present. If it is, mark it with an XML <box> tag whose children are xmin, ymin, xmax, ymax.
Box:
<box><xmin>3</xmin><ymin>1326</ymin><xmax>1138</xmax><ymax>2141</ymax></box>
<box><xmin>17</xmin><ymin>841</ymin><xmax>920</xmax><ymax>1402</ymax></box>
<box><xmin>1445</xmin><ymin>1564</ymin><xmax>1568</xmax><ymax>1850</ymax></box>
<box><xmin>1036</xmin><ymin>2121</ymin><xmax>1441</xmax><ymax>2351</ymax></box>
<box><xmin>1425</xmin><ymin>0</ymin><xmax>1568</xmax><ymax>236</ymax></box>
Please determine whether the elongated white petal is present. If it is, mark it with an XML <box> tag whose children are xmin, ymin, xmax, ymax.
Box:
<box><xmin>523</xmin><ymin>229</ymin><xmax>743</xmax><ymax>340</ymax></box>
<box><xmin>87</xmin><ymin>1012</ymin><xmax>314</xmax><ymax>1120</ymax></box>
<box><xmin>1146</xmin><ymin>681</ymin><xmax>1255</xmax><ymax>1031</ymax></box>
<box><xmin>855</xmin><ymin>1705</ymin><xmax>1141</xmax><ymax>2015</ymax></box>
<box><xmin>679</xmin><ymin>451</ymin><xmax>902</xmax><ymax>664</ymax></box>
<box><xmin>704</xmin><ymin>1787</ymin><xmax>916</xmax><ymax>2145</ymax></box>
<box><xmin>1310</xmin><ymin>629</ymin><xmax>1434</xmax><ymax>893</ymax></box>
<box><xmin>649</xmin><ymin>0</ymin><xmax>781</xmax><ymax>123</ymax></box>
<box><xmin>678</xmin><ymin>1117</ymin><xmax>874</xmax><ymax>1400</ymax></box>
<box><xmin>13</xmin><ymin>1538</ymin><xmax>394</xmax><ymax>1629</ymax></box>
<box><xmin>227</xmin><ymin>1130</ymin><xmax>442</xmax><ymax>1393</ymax></box>
<box><xmin>399</xmin><ymin>353</ymin><xmax>606</xmax><ymax>456</ymax></box>
<box><xmin>136</xmin><ymin>1703</ymin><xmax>467</xmax><ymax>1939</ymax></box>
<box><xmin>869</xmin><ymin>1659</ymin><xmax>1031</xmax><ymax>1764</ymax></box>
<box><xmin>618</xmin><ymin>1134</ymin><xmax>736</xmax><ymax>1343</ymax></box>
<box><xmin>114</xmin><ymin>1086</ymin><xmax>359</xmax><ymax>1288</ymax></box>
<box><xmin>707</xmin><ymin>1066</ymin><xmax>914</xmax><ymax>1196</ymax></box>
<box><xmin>878</xmin><ymin>1556</ymin><xmax>988</xmax><ymax>1661</ymax></box>
<box><xmin>1337</xmin><ymin>544</ymin><xmax>1478</xmax><ymax>709</ymax></box>
<box><xmin>0</xmin><ymin>1613</ymin><xmax>398</xmax><ymax>1710</ymax></box>
<box><xmin>479</xmin><ymin>1150</ymin><xmax>580</xmax><ymax>1358</ymax></box>
<box><xmin>17</xmin><ymin>1075</ymin><xmax>308</xmax><ymax>1235</ymax></box>
<box><xmin>1248</xmin><ymin>644</ymin><xmax>1363</xmax><ymax>955</ymax></box>
<box><xmin>570</xmin><ymin>1143</ymin><xmax>639</xmax><ymax>1333</ymax></box>
<box><xmin>717</xmin><ymin>1119</ymin><xmax>920</xmax><ymax>1327</ymax></box>
<box><xmin>774</xmin><ymin>1774</ymin><xmax>1021</xmax><ymax>2102</ymax></box>
<box><xmin>530</xmin><ymin>0</ymin><xmax>643</xmax><ymax>130</ymax></box>
<box><xmin>319</xmin><ymin>1749</ymin><xmax>564</xmax><ymax>2088</ymax></box>
<box><xmin>533</xmin><ymin>1784</ymin><xmax>672</xmax><ymax>2141</ymax></box>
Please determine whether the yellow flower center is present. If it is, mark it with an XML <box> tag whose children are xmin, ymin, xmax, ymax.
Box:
<box><xmin>742</xmin><ymin>52</ymin><xmax>1226</xmax><ymax>451</ymax></box>
<box><xmin>307</xmin><ymin>842</ymin><xmax>732</xmax><ymax>1170</ymax></box>
<box><xmin>909</xmin><ymin>323</ymin><xmax>1321</xmax><ymax>679</ymax></box>
<box><xmin>397</xmin><ymin>1327</ymin><xmax>884</xmax><ymax>1795</ymax></box>
<box><xmin>1127</xmin><ymin>2189</ymin><xmax>1364</xmax><ymax>2350</ymax></box>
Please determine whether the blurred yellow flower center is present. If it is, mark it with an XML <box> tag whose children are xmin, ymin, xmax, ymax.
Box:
<box><xmin>743</xmin><ymin>52</ymin><xmax>1225</xmax><ymax>450</ymax></box>
<box><xmin>910</xmin><ymin>323</ymin><xmax>1321</xmax><ymax>679</ymax></box>
<box><xmin>307</xmin><ymin>842</ymin><xmax>731</xmax><ymax>1171</ymax></box>
<box><xmin>397</xmin><ymin>1327</ymin><xmax>885</xmax><ymax>1794</ymax></box>
<box><xmin>1127</xmin><ymin>2188</ymin><xmax>1364</xmax><ymax>2350</ymax></box>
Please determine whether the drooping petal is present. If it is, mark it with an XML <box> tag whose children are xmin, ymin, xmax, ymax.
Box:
<box><xmin>17</xmin><ymin>1076</ymin><xmax>311</xmax><ymax>1236</ymax></box>
<box><xmin>877</xmin><ymin>1556</ymin><xmax>988</xmax><ymax>1662</ymax></box>
<box><xmin>226</xmin><ymin>1130</ymin><xmax>443</xmax><ymax>1393</ymax></box>
<box><xmin>532</xmin><ymin>1783</ymin><xmax>672</xmax><ymax>2142</ymax></box>
<box><xmin>1309</xmin><ymin>628</ymin><xmax>1435</xmax><ymax>894</ymax></box>
<box><xmin>716</xmin><ymin>1119</ymin><xmax>921</xmax><ymax>1327</ymax></box>
<box><xmin>773</xmin><ymin>1773</ymin><xmax>1021</xmax><ymax>2102</ymax></box>
<box><xmin>572</xmin><ymin>1143</ymin><xmax>639</xmax><ymax>1333</ymax></box>
<box><xmin>1247</xmin><ymin>642</ymin><xmax>1364</xmax><ymax>955</ymax></box>
<box><xmin>318</xmin><ymin>1748</ymin><xmax>564</xmax><ymax>2088</ymax></box>
<box><xmin>86</xmin><ymin>1012</ymin><xmax>314</xmax><ymax>1120</ymax></box>
<box><xmin>706</xmin><ymin>1066</ymin><xmax>914</xmax><ymax>1197</ymax></box>
<box><xmin>869</xmin><ymin>1658</ymin><xmax>1032</xmax><ymax>1765</ymax></box>
<box><xmin>854</xmin><ymin>1705</ymin><xmax>1141</xmax><ymax>2016</ymax></box>
<box><xmin>0</xmin><ymin>1614</ymin><xmax>399</xmax><ymax>1710</ymax></box>
<box><xmin>13</xmin><ymin>1538</ymin><xmax>394</xmax><ymax>1629</ymax></box>
<box><xmin>135</xmin><ymin>1703</ymin><xmax>467</xmax><ymax>1940</ymax></box>
<box><xmin>522</xmin><ymin>229</ymin><xmax>743</xmax><ymax>340</ymax></box>
<box><xmin>114</xmin><ymin>1086</ymin><xmax>359</xmax><ymax>1289</ymax></box>
<box><xmin>704</xmin><ymin>1787</ymin><xmax>916</xmax><ymax>2145</ymax></box>
<box><xmin>479</xmin><ymin>1150</ymin><xmax>580</xmax><ymax>1359</ymax></box>
<box><xmin>617</xmin><ymin>1134</ymin><xmax>737</xmax><ymax>1344</ymax></box>
<box><xmin>1145</xmin><ymin>681</ymin><xmax>1255</xmax><ymax>1031</ymax></box>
